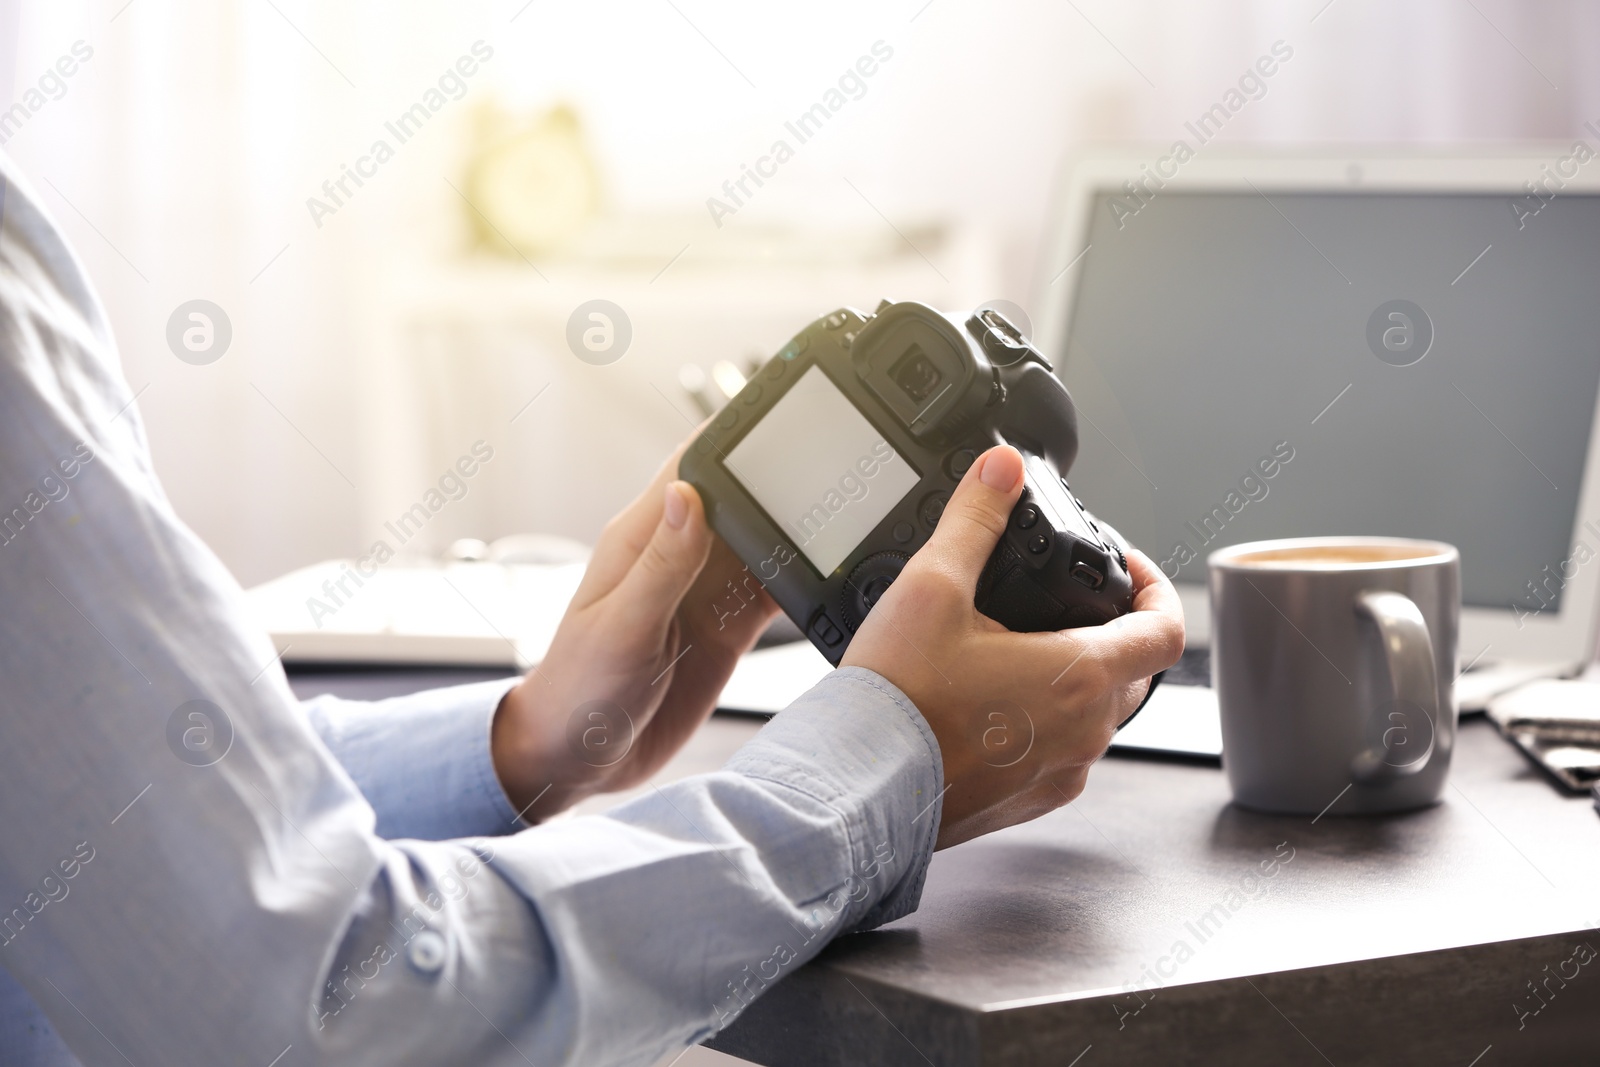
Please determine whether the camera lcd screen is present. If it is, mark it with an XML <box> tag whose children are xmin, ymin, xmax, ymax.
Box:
<box><xmin>725</xmin><ymin>365</ymin><xmax>920</xmax><ymax>575</ymax></box>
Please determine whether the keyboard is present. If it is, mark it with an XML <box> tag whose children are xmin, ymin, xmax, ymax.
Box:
<box><xmin>1163</xmin><ymin>647</ymin><xmax>1212</xmax><ymax>688</ymax></box>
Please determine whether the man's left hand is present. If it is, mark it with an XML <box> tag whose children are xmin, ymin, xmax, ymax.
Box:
<box><xmin>490</xmin><ymin>442</ymin><xmax>779</xmax><ymax>821</ymax></box>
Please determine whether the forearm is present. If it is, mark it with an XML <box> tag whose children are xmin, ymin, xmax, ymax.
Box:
<box><xmin>471</xmin><ymin>667</ymin><xmax>945</xmax><ymax>1064</ymax></box>
<box><xmin>287</xmin><ymin>669</ymin><xmax>946</xmax><ymax>1067</ymax></box>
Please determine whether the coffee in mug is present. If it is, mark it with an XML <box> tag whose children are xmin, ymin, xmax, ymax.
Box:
<box><xmin>1209</xmin><ymin>536</ymin><xmax>1460</xmax><ymax>814</ymax></box>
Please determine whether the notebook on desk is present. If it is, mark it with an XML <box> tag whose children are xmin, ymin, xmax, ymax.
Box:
<box><xmin>1031</xmin><ymin>149</ymin><xmax>1600</xmax><ymax>758</ymax></box>
<box><xmin>246</xmin><ymin>559</ymin><xmax>587</xmax><ymax>669</ymax></box>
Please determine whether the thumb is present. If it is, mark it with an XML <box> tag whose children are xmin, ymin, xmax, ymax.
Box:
<box><xmin>610</xmin><ymin>481</ymin><xmax>714</xmax><ymax>639</ymax></box>
<box><xmin>918</xmin><ymin>445</ymin><xmax>1025</xmax><ymax>588</ymax></box>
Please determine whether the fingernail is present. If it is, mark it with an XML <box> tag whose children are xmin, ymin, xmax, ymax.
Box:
<box><xmin>664</xmin><ymin>482</ymin><xmax>689</xmax><ymax>529</ymax></box>
<box><xmin>979</xmin><ymin>447</ymin><xmax>1022</xmax><ymax>492</ymax></box>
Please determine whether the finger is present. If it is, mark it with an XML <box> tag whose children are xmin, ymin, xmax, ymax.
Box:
<box><xmin>575</xmin><ymin>433</ymin><xmax>703</xmax><ymax>605</ymax></box>
<box><xmin>687</xmin><ymin>534</ymin><xmax>780</xmax><ymax>639</ymax></box>
<box><xmin>607</xmin><ymin>481</ymin><xmax>715</xmax><ymax>644</ymax></box>
<box><xmin>914</xmin><ymin>445</ymin><xmax>1025</xmax><ymax>589</ymax></box>
<box><xmin>1125</xmin><ymin>546</ymin><xmax>1184</xmax><ymax>618</ymax></box>
<box><xmin>1072</xmin><ymin>548</ymin><xmax>1186</xmax><ymax>683</ymax></box>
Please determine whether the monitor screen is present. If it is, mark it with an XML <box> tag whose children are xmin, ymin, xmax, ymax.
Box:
<box><xmin>1056</xmin><ymin>190</ymin><xmax>1600</xmax><ymax>614</ymax></box>
<box><xmin>725</xmin><ymin>365</ymin><xmax>921</xmax><ymax>575</ymax></box>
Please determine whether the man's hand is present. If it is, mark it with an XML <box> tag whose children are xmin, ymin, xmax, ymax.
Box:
<box><xmin>842</xmin><ymin>445</ymin><xmax>1184</xmax><ymax>849</ymax></box>
<box><xmin>491</xmin><ymin>443</ymin><xmax>779</xmax><ymax>822</ymax></box>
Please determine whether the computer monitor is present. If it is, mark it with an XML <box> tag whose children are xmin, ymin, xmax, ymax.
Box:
<box><xmin>1034</xmin><ymin>150</ymin><xmax>1600</xmax><ymax>675</ymax></box>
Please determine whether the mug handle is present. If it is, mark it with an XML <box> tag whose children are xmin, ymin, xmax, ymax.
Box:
<box><xmin>1349</xmin><ymin>590</ymin><xmax>1438</xmax><ymax>782</ymax></box>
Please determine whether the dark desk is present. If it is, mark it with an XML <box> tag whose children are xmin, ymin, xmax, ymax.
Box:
<box><xmin>711</xmin><ymin>719</ymin><xmax>1600</xmax><ymax>1066</ymax></box>
<box><xmin>289</xmin><ymin>668</ymin><xmax>1600</xmax><ymax>1066</ymax></box>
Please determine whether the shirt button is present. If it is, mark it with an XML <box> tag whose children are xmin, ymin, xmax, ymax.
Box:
<box><xmin>407</xmin><ymin>930</ymin><xmax>447</xmax><ymax>975</ymax></box>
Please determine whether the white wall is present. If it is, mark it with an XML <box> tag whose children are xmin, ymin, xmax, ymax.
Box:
<box><xmin>4</xmin><ymin>0</ymin><xmax>1598</xmax><ymax>585</ymax></box>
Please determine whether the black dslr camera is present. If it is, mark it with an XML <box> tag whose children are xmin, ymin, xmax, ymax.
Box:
<box><xmin>680</xmin><ymin>300</ymin><xmax>1136</xmax><ymax>666</ymax></box>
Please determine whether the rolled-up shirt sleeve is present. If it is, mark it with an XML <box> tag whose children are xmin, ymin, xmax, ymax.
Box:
<box><xmin>0</xmin><ymin>155</ymin><xmax>945</xmax><ymax>1067</ymax></box>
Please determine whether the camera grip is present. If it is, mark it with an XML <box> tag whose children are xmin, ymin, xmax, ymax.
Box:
<box><xmin>992</xmin><ymin>363</ymin><xmax>1080</xmax><ymax>475</ymax></box>
<box><xmin>974</xmin><ymin>502</ymin><xmax>1157</xmax><ymax>729</ymax></box>
<box><xmin>973</xmin><ymin>486</ymin><xmax>1133</xmax><ymax>633</ymax></box>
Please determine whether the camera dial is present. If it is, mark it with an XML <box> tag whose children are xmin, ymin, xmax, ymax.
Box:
<box><xmin>841</xmin><ymin>551</ymin><xmax>910</xmax><ymax>632</ymax></box>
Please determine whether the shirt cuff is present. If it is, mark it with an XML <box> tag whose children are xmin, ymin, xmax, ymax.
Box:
<box><xmin>723</xmin><ymin>665</ymin><xmax>945</xmax><ymax>932</ymax></box>
<box><xmin>301</xmin><ymin>677</ymin><xmax>525</xmax><ymax>841</ymax></box>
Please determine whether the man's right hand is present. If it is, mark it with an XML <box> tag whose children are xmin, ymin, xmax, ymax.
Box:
<box><xmin>841</xmin><ymin>445</ymin><xmax>1185</xmax><ymax>850</ymax></box>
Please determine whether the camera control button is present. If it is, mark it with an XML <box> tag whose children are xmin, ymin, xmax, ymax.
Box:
<box><xmin>717</xmin><ymin>408</ymin><xmax>738</xmax><ymax>429</ymax></box>
<box><xmin>843</xmin><ymin>552</ymin><xmax>910</xmax><ymax>631</ymax></box>
<box><xmin>1015</xmin><ymin>505</ymin><xmax>1039</xmax><ymax>529</ymax></box>
<box><xmin>1071</xmin><ymin>561</ymin><xmax>1105</xmax><ymax>589</ymax></box>
<box><xmin>892</xmin><ymin>521</ymin><xmax>915</xmax><ymax>544</ymax></box>
<box><xmin>825</xmin><ymin>311</ymin><xmax>849</xmax><ymax>330</ymax></box>
<box><xmin>741</xmin><ymin>384</ymin><xmax>763</xmax><ymax>405</ymax></box>
<box><xmin>775</xmin><ymin>334</ymin><xmax>808</xmax><ymax>368</ymax></box>
<box><xmin>1027</xmin><ymin>533</ymin><xmax>1050</xmax><ymax>555</ymax></box>
<box><xmin>810</xmin><ymin>613</ymin><xmax>844</xmax><ymax>647</ymax></box>
<box><xmin>918</xmin><ymin>491</ymin><xmax>949</xmax><ymax>529</ymax></box>
<box><xmin>946</xmin><ymin>448</ymin><xmax>978</xmax><ymax>479</ymax></box>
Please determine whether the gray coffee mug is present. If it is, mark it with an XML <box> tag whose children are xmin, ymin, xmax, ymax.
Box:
<box><xmin>1209</xmin><ymin>536</ymin><xmax>1460</xmax><ymax>815</ymax></box>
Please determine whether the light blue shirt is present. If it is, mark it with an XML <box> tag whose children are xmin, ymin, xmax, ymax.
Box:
<box><xmin>0</xmin><ymin>157</ymin><xmax>944</xmax><ymax>1066</ymax></box>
